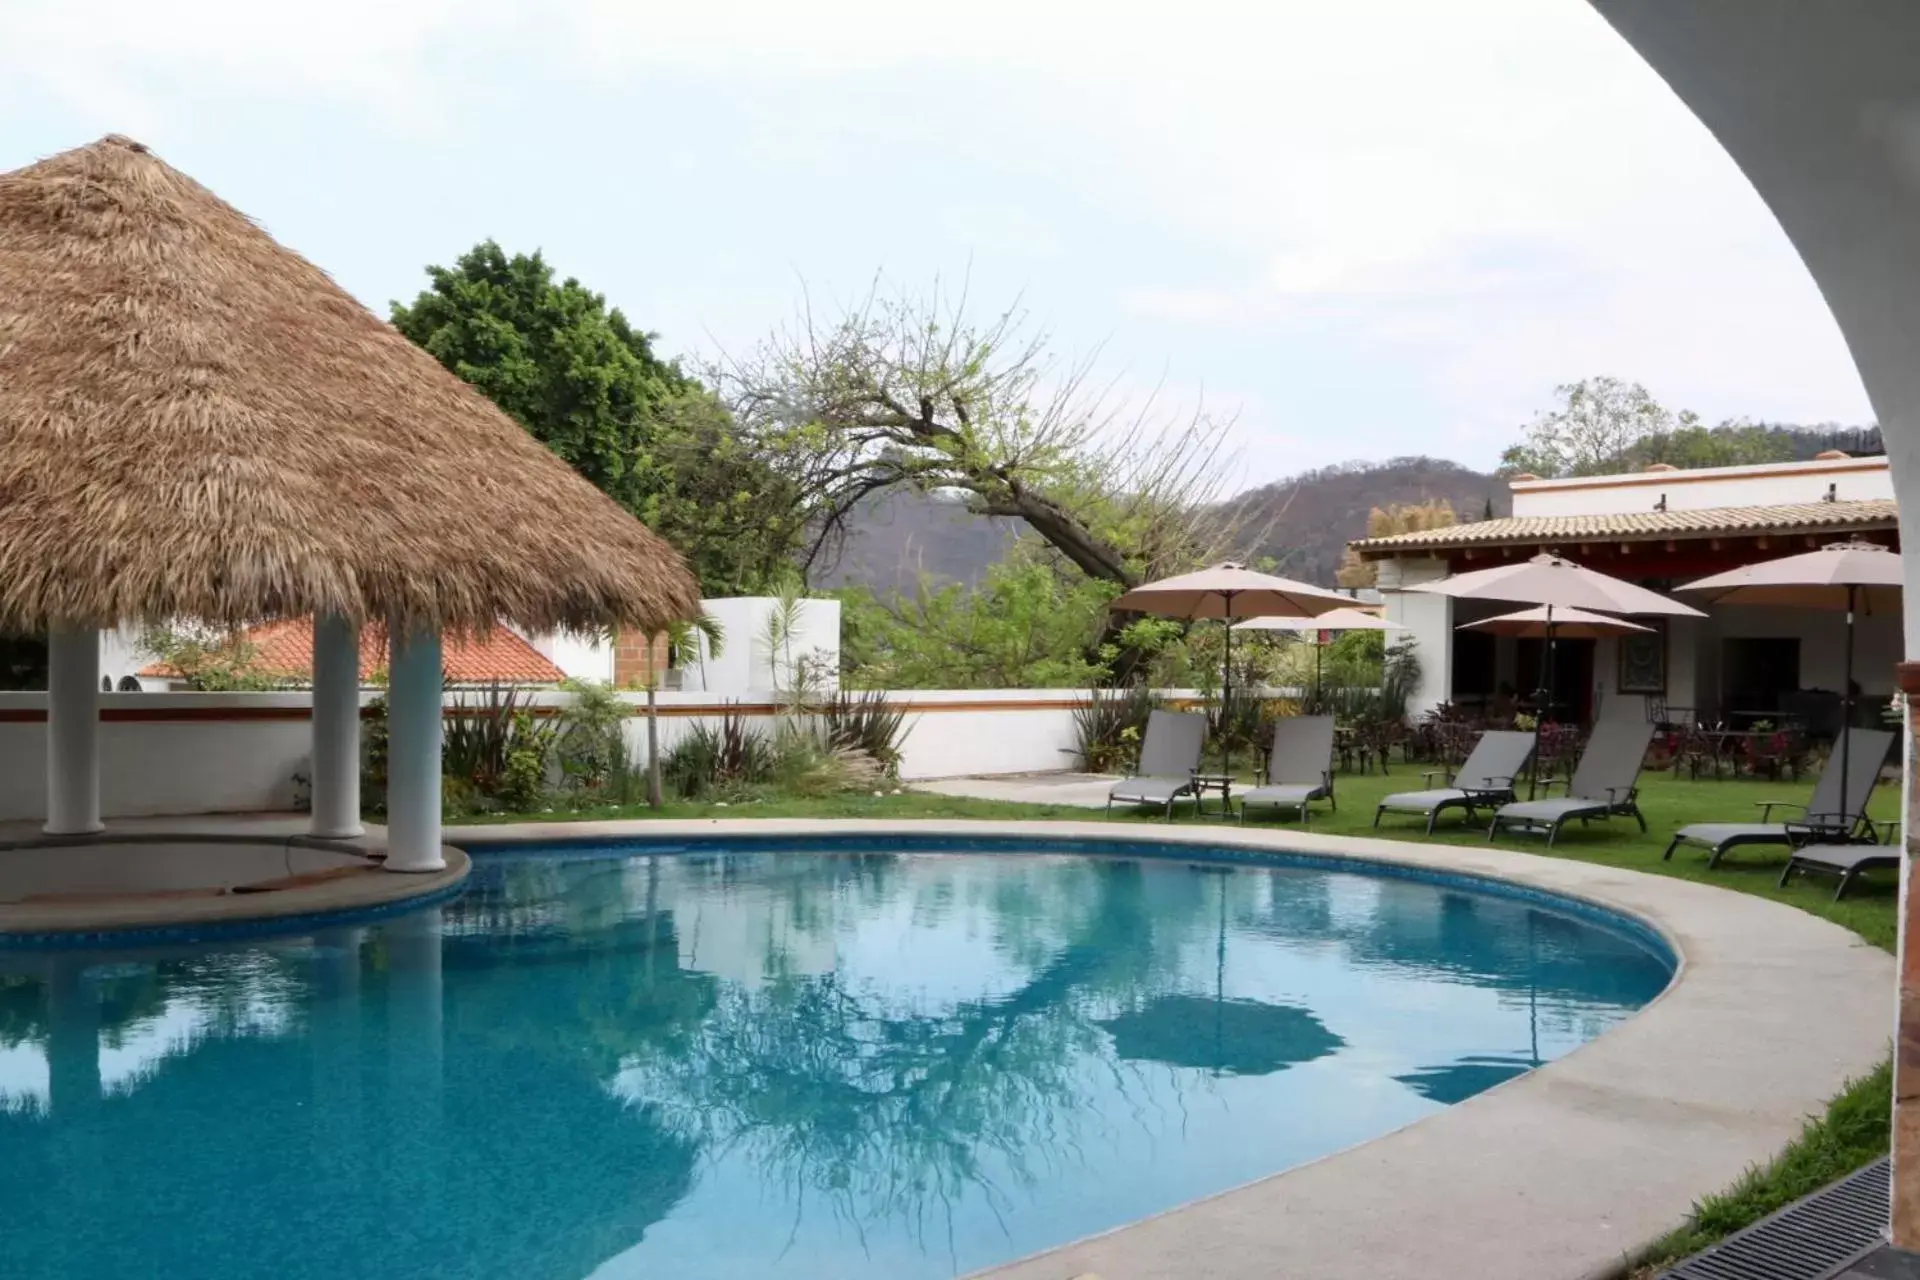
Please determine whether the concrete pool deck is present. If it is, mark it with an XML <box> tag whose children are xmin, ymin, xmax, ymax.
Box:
<box><xmin>452</xmin><ymin>816</ymin><xmax>1894</xmax><ymax>1280</ymax></box>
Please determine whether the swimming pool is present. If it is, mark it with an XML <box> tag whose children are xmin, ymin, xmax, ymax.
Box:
<box><xmin>0</xmin><ymin>837</ymin><xmax>1673</xmax><ymax>1279</ymax></box>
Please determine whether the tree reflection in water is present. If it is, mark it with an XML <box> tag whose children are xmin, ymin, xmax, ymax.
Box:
<box><xmin>611</xmin><ymin>856</ymin><xmax>1216</xmax><ymax>1264</ymax></box>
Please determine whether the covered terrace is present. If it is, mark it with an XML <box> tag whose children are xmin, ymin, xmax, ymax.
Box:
<box><xmin>1351</xmin><ymin>455</ymin><xmax>1899</xmax><ymax>730</ymax></box>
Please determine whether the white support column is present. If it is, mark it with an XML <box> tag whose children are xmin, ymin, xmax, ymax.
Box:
<box><xmin>384</xmin><ymin>626</ymin><xmax>444</xmax><ymax>873</ymax></box>
<box><xmin>45</xmin><ymin>627</ymin><xmax>103</xmax><ymax>835</ymax></box>
<box><xmin>1378</xmin><ymin>556</ymin><xmax>1453</xmax><ymax>717</ymax></box>
<box><xmin>309</xmin><ymin>614</ymin><xmax>364</xmax><ymax>839</ymax></box>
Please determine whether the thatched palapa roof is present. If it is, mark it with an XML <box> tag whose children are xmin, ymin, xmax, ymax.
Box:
<box><xmin>0</xmin><ymin>135</ymin><xmax>700</xmax><ymax>635</ymax></box>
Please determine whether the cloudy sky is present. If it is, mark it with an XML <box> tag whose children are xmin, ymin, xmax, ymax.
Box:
<box><xmin>0</xmin><ymin>0</ymin><xmax>1874</xmax><ymax>488</ymax></box>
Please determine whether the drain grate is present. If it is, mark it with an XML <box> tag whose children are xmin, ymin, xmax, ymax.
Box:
<box><xmin>1661</xmin><ymin>1157</ymin><xmax>1889</xmax><ymax>1280</ymax></box>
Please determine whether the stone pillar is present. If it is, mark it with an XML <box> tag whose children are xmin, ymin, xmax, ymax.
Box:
<box><xmin>309</xmin><ymin>614</ymin><xmax>364</xmax><ymax>839</ymax></box>
<box><xmin>45</xmin><ymin>627</ymin><xmax>103</xmax><ymax>835</ymax></box>
<box><xmin>384</xmin><ymin>627</ymin><xmax>444</xmax><ymax>873</ymax></box>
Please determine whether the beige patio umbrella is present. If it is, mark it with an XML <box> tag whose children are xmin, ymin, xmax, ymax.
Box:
<box><xmin>1678</xmin><ymin>539</ymin><xmax>1903</xmax><ymax>809</ymax></box>
<box><xmin>1460</xmin><ymin>606</ymin><xmax>1652</xmax><ymax>639</ymax></box>
<box><xmin>1406</xmin><ymin>553</ymin><xmax>1702</xmax><ymax>725</ymax></box>
<box><xmin>1233</xmin><ymin>606</ymin><xmax>1404</xmax><ymax>699</ymax></box>
<box><xmin>1111</xmin><ymin>562</ymin><xmax>1352</xmax><ymax>772</ymax></box>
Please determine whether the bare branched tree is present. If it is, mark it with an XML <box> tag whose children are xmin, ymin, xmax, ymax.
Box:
<box><xmin>714</xmin><ymin>277</ymin><xmax>1264</xmax><ymax>593</ymax></box>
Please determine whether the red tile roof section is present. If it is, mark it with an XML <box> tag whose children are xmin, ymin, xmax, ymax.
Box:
<box><xmin>141</xmin><ymin>619</ymin><xmax>568</xmax><ymax>684</ymax></box>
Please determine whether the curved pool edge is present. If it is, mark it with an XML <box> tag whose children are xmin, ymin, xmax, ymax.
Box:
<box><xmin>448</xmin><ymin>816</ymin><xmax>1892</xmax><ymax>1280</ymax></box>
<box><xmin>0</xmin><ymin>835</ymin><xmax>472</xmax><ymax>949</ymax></box>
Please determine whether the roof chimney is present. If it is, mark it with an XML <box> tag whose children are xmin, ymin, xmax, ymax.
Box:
<box><xmin>1814</xmin><ymin>449</ymin><xmax>1850</xmax><ymax>460</ymax></box>
<box><xmin>1509</xmin><ymin>472</ymin><xmax>1540</xmax><ymax>483</ymax></box>
<box><xmin>1642</xmin><ymin>462</ymin><xmax>1678</xmax><ymax>473</ymax></box>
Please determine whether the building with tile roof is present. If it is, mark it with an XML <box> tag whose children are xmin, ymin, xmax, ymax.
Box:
<box><xmin>140</xmin><ymin>619</ymin><xmax>568</xmax><ymax>687</ymax></box>
<box><xmin>1346</xmin><ymin>453</ymin><xmax>1900</xmax><ymax>724</ymax></box>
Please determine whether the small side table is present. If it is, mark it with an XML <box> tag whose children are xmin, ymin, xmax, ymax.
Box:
<box><xmin>1192</xmin><ymin>773</ymin><xmax>1235</xmax><ymax>816</ymax></box>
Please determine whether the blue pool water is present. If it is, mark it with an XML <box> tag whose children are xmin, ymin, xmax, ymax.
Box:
<box><xmin>0</xmin><ymin>840</ymin><xmax>1672</xmax><ymax>1279</ymax></box>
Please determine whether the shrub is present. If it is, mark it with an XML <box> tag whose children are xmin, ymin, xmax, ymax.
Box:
<box><xmin>555</xmin><ymin>678</ymin><xmax>630</xmax><ymax>793</ymax></box>
<box><xmin>1072</xmin><ymin>685</ymin><xmax>1156</xmax><ymax>773</ymax></box>
<box><xmin>442</xmin><ymin>683</ymin><xmax>557</xmax><ymax>810</ymax></box>
<box><xmin>664</xmin><ymin>705</ymin><xmax>771</xmax><ymax>799</ymax></box>
<box><xmin>499</xmin><ymin>746</ymin><xmax>548</xmax><ymax>812</ymax></box>
<box><xmin>819</xmin><ymin>689</ymin><xmax>910</xmax><ymax>776</ymax></box>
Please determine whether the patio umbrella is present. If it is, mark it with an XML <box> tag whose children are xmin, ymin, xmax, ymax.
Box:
<box><xmin>1406</xmin><ymin>554</ymin><xmax>1702</xmax><ymax>725</ymax></box>
<box><xmin>1460</xmin><ymin>605</ymin><xmax>1652</xmax><ymax>640</ymax></box>
<box><xmin>1678</xmin><ymin>539</ymin><xmax>1903</xmax><ymax>818</ymax></box>
<box><xmin>1234</xmin><ymin>606</ymin><xmax>1404</xmax><ymax>703</ymax></box>
<box><xmin>1110</xmin><ymin>562</ymin><xmax>1352</xmax><ymax>773</ymax></box>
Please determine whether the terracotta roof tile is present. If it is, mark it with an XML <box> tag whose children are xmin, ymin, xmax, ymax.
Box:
<box><xmin>1351</xmin><ymin>498</ymin><xmax>1898</xmax><ymax>557</ymax></box>
<box><xmin>141</xmin><ymin>619</ymin><xmax>568</xmax><ymax>684</ymax></box>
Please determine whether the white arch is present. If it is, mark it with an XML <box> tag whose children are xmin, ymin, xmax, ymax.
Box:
<box><xmin>1591</xmin><ymin>0</ymin><xmax>1920</xmax><ymax>1247</ymax></box>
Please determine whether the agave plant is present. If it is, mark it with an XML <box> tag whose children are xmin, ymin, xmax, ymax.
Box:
<box><xmin>1071</xmin><ymin>685</ymin><xmax>1156</xmax><ymax>774</ymax></box>
<box><xmin>819</xmin><ymin>689</ymin><xmax>911</xmax><ymax>777</ymax></box>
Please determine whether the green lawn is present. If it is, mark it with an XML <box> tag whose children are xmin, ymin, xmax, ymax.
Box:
<box><xmin>484</xmin><ymin>766</ymin><xmax>1902</xmax><ymax>950</ymax></box>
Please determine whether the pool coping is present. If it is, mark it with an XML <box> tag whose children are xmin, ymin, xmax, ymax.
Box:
<box><xmin>449</xmin><ymin>816</ymin><xmax>1894</xmax><ymax>1280</ymax></box>
<box><xmin>0</xmin><ymin>820</ymin><xmax>472</xmax><ymax>945</ymax></box>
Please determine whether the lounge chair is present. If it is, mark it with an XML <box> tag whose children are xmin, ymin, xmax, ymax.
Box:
<box><xmin>1662</xmin><ymin>727</ymin><xmax>1895</xmax><ymax>868</ymax></box>
<box><xmin>1374</xmin><ymin>730</ymin><xmax>1536</xmax><ymax>834</ymax></box>
<box><xmin>1780</xmin><ymin>828</ymin><xmax>1903</xmax><ymax>900</ymax></box>
<box><xmin>1107</xmin><ymin>709</ymin><xmax>1208</xmax><ymax>820</ymax></box>
<box><xmin>1238</xmin><ymin>716</ymin><xmax>1336</xmax><ymax>824</ymax></box>
<box><xmin>1487</xmin><ymin>719</ymin><xmax>1656</xmax><ymax>847</ymax></box>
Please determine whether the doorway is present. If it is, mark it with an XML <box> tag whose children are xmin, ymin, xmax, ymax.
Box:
<box><xmin>1516</xmin><ymin>637</ymin><xmax>1595</xmax><ymax>723</ymax></box>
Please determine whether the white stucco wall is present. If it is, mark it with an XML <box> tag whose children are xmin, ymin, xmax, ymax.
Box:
<box><xmin>0</xmin><ymin>692</ymin><xmax>316</xmax><ymax>821</ymax></box>
<box><xmin>683</xmin><ymin>597</ymin><xmax>842</xmax><ymax>696</ymax></box>
<box><xmin>0</xmin><ymin>687</ymin><xmax>1112</xmax><ymax>821</ymax></box>
<box><xmin>512</xmin><ymin>627</ymin><xmax>614</xmax><ymax>684</ymax></box>
<box><xmin>1377</xmin><ymin>557</ymin><xmax>1452</xmax><ymax>716</ymax></box>
<box><xmin>1511</xmin><ymin>456</ymin><xmax>1892</xmax><ymax>518</ymax></box>
<box><xmin>619</xmin><ymin>688</ymin><xmax>1087</xmax><ymax>782</ymax></box>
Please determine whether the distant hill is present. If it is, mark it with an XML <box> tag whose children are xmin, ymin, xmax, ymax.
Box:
<box><xmin>1224</xmin><ymin>457</ymin><xmax>1507</xmax><ymax>584</ymax></box>
<box><xmin>820</xmin><ymin>426</ymin><xmax>1882</xmax><ymax>594</ymax></box>
<box><xmin>816</xmin><ymin>489</ymin><xmax>1020</xmax><ymax>593</ymax></box>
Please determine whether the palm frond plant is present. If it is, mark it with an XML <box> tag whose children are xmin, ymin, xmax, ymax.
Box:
<box><xmin>641</xmin><ymin>612</ymin><xmax>726</xmax><ymax>808</ymax></box>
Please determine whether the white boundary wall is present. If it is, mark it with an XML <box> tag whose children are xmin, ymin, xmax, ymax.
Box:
<box><xmin>0</xmin><ymin>687</ymin><xmax>1154</xmax><ymax>822</ymax></box>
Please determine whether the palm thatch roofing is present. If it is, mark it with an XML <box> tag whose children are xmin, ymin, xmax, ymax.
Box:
<box><xmin>0</xmin><ymin>134</ymin><xmax>700</xmax><ymax>636</ymax></box>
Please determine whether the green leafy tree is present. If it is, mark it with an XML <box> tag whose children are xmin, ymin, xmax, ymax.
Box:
<box><xmin>640</xmin><ymin>389</ymin><xmax>810</xmax><ymax>597</ymax></box>
<box><xmin>393</xmin><ymin>243</ymin><xmax>811</xmax><ymax>596</ymax></box>
<box><xmin>1630</xmin><ymin>422</ymin><xmax>1799</xmax><ymax>470</ymax></box>
<box><xmin>1500</xmin><ymin>377</ymin><xmax>1687</xmax><ymax>478</ymax></box>
<box><xmin>391</xmin><ymin>241</ymin><xmax>683</xmax><ymax>514</ymax></box>
<box><xmin>837</xmin><ymin>550</ymin><xmax>1127</xmax><ymax>689</ymax></box>
<box><xmin>1501</xmin><ymin>377</ymin><xmax>1801</xmax><ymax>479</ymax></box>
<box><xmin>139</xmin><ymin>626</ymin><xmax>284</xmax><ymax>691</ymax></box>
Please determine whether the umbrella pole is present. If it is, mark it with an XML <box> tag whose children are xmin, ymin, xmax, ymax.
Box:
<box><xmin>1543</xmin><ymin>605</ymin><xmax>1557</xmax><ymax>730</ymax></box>
<box><xmin>1529</xmin><ymin>606</ymin><xmax>1557</xmax><ymax>801</ymax></box>
<box><xmin>1843</xmin><ymin>583</ymin><xmax>1855</xmax><ymax>833</ymax></box>
<box><xmin>1314</xmin><ymin>639</ymin><xmax>1323</xmax><ymax>710</ymax></box>
<box><xmin>1223</xmin><ymin>592</ymin><xmax>1235</xmax><ymax>779</ymax></box>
